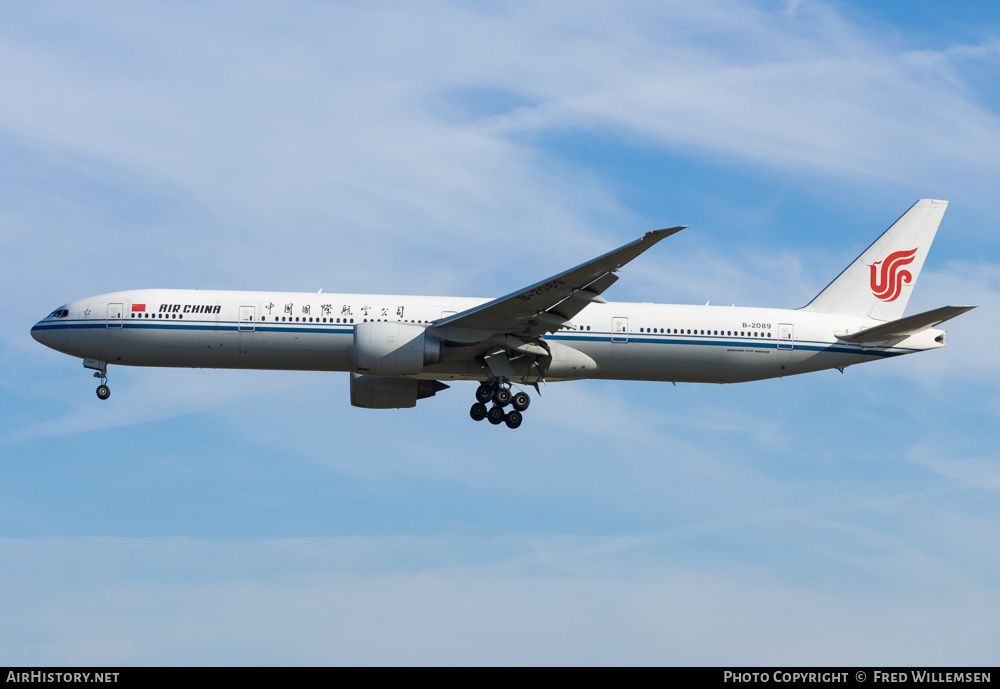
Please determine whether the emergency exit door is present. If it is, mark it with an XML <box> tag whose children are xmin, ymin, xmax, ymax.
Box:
<box><xmin>106</xmin><ymin>303</ymin><xmax>124</xmax><ymax>328</ymax></box>
<box><xmin>612</xmin><ymin>317</ymin><xmax>628</xmax><ymax>343</ymax></box>
<box><xmin>777</xmin><ymin>323</ymin><xmax>794</xmax><ymax>349</ymax></box>
<box><xmin>238</xmin><ymin>306</ymin><xmax>256</xmax><ymax>332</ymax></box>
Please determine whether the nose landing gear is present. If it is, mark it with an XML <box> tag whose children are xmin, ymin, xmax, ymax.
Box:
<box><xmin>84</xmin><ymin>358</ymin><xmax>111</xmax><ymax>401</ymax></box>
<box><xmin>470</xmin><ymin>379</ymin><xmax>529</xmax><ymax>429</ymax></box>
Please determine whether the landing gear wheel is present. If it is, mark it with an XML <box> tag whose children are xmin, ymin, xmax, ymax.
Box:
<box><xmin>487</xmin><ymin>405</ymin><xmax>505</xmax><ymax>425</ymax></box>
<box><xmin>504</xmin><ymin>410</ymin><xmax>523</xmax><ymax>429</ymax></box>
<box><xmin>96</xmin><ymin>384</ymin><xmax>111</xmax><ymax>400</ymax></box>
<box><xmin>470</xmin><ymin>402</ymin><xmax>487</xmax><ymax>421</ymax></box>
<box><xmin>494</xmin><ymin>387</ymin><xmax>512</xmax><ymax>407</ymax></box>
<box><xmin>475</xmin><ymin>383</ymin><xmax>493</xmax><ymax>404</ymax></box>
<box><xmin>511</xmin><ymin>391</ymin><xmax>530</xmax><ymax>412</ymax></box>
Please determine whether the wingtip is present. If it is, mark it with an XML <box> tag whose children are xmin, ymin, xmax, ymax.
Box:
<box><xmin>648</xmin><ymin>225</ymin><xmax>689</xmax><ymax>236</ymax></box>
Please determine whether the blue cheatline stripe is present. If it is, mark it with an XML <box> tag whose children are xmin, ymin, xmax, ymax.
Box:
<box><xmin>31</xmin><ymin>320</ymin><xmax>355</xmax><ymax>336</ymax></box>
<box><xmin>32</xmin><ymin>320</ymin><xmax>914</xmax><ymax>358</ymax></box>
<box><xmin>547</xmin><ymin>332</ymin><xmax>912</xmax><ymax>358</ymax></box>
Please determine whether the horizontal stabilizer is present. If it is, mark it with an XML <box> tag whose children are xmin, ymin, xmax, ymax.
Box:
<box><xmin>836</xmin><ymin>305</ymin><xmax>976</xmax><ymax>344</ymax></box>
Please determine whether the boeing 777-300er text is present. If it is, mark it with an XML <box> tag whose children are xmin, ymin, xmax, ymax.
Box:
<box><xmin>32</xmin><ymin>199</ymin><xmax>974</xmax><ymax>429</ymax></box>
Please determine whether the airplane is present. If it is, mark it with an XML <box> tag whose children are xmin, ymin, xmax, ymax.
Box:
<box><xmin>31</xmin><ymin>199</ymin><xmax>974</xmax><ymax>429</ymax></box>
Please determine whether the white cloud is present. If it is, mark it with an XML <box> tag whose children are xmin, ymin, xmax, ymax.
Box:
<box><xmin>2</xmin><ymin>535</ymin><xmax>998</xmax><ymax>665</ymax></box>
<box><xmin>5</xmin><ymin>367</ymin><xmax>316</xmax><ymax>441</ymax></box>
<box><xmin>907</xmin><ymin>447</ymin><xmax>1000</xmax><ymax>492</ymax></box>
<box><xmin>470</xmin><ymin>3</ymin><xmax>1000</xmax><ymax>189</ymax></box>
<box><xmin>3</xmin><ymin>1</ymin><xmax>1000</xmax><ymax>292</ymax></box>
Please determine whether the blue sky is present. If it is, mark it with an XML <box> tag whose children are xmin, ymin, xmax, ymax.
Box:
<box><xmin>2</xmin><ymin>0</ymin><xmax>998</xmax><ymax>665</ymax></box>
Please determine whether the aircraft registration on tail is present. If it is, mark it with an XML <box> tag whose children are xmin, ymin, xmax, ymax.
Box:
<box><xmin>31</xmin><ymin>199</ymin><xmax>974</xmax><ymax>429</ymax></box>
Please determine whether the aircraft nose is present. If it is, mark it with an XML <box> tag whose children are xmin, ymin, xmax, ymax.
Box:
<box><xmin>30</xmin><ymin>315</ymin><xmax>64</xmax><ymax>350</ymax></box>
<box><xmin>31</xmin><ymin>320</ymin><xmax>49</xmax><ymax>345</ymax></box>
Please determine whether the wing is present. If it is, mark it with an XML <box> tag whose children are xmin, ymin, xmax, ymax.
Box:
<box><xmin>431</xmin><ymin>226</ymin><xmax>687</xmax><ymax>338</ymax></box>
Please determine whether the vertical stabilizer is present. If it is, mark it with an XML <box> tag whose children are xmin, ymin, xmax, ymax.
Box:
<box><xmin>800</xmin><ymin>199</ymin><xmax>947</xmax><ymax>321</ymax></box>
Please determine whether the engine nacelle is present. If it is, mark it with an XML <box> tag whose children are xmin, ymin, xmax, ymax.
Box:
<box><xmin>353</xmin><ymin>321</ymin><xmax>441</xmax><ymax>375</ymax></box>
<box><xmin>350</xmin><ymin>373</ymin><xmax>449</xmax><ymax>409</ymax></box>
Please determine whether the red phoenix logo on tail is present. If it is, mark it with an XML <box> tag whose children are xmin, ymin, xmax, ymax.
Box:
<box><xmin>869</xmin><ymin>248</ymin><xmax>918</xmax><ymax>302</ymax></box>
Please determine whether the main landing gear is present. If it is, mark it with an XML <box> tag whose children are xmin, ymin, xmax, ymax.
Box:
<box><xmin>469</xmin><ymin>379</ymin><xmax>531</xmax><ymax>429</ymax></box>
<box><xmin>84</xmin><ymin>359</ymin><xmax>111</xmax><ymax>400</ymax></box>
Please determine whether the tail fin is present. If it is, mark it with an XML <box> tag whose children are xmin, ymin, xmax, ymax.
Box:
<box><xmin>800</xmin><ymin>199</ymin><xmax>948</xmax><ymax>321</ymax></box>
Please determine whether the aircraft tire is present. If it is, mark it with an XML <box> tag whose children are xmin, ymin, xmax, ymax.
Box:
<box><xmin>470</xmin><ymin>402</ymin><xmax>487</xmax><ymax>421</ymax></box>
<box><xmin>505</xmin><ymin>410</ymin><xmax>523</xmax><ymax>429</ymax></box>
<box><xmin>96</xmin><ymin>385</ymin><xmax>111</xmax><ymax>400</ymax></box>
<box><xmin>494</xmin><ymin>387</ymin><xmax>512</xmax><ymax>407</ymax></box>
<box><xmin>475</xmin><ymin>383</ymin><xmax>493</xmax><ymax>403</ymax></box>
<box><xmin>511</xmin><ymin>392</ymin><xmax>530</xmax><ymax>412</ymax></box>
<box><xmin>487</xmin><ymin>406</ymin><xmax>505</xmax><ymax>425</ymax></box>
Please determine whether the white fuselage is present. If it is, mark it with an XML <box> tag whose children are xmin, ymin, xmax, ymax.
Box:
<box><xmin>30</xmin><ymin>288</ymin><xmax>946</xmax><ymax>384</ymax></box>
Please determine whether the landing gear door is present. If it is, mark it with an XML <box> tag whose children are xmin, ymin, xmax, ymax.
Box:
<box><xmin>777</xmin><ymin>323</ymin><xmax>794</xmax><ymax>350</ymax></box>
<box><xmin>107</xmin><ymin>303</ymin><xmax>124</xmax><ymax>328</ymax></box>
<box><xmin>612</xmin><ymin>317</ymin><xmax>628</xmax><ymax>343</ymax></box>
<box><xmin>238</xmin><ymin>305</ymin><xmax>256</xmax><ymax>332</ymax></box>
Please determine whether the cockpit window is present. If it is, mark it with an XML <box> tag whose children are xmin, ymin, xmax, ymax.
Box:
<box><xmin>48</xmin><ymin>309</ymin><xmax>69</xmax><ymax>319</ymax></box>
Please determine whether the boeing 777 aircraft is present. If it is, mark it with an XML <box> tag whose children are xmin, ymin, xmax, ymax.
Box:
<box><xmin>31</xmin><ymin>199</ymin><xmax>973</xmax><ymax>429</ymax></box>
